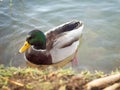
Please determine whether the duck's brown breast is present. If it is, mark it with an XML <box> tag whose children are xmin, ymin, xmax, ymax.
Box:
<box><xmin>25</xmin><ymin>47</ymin><xmax>52</xmax><ymax>65</ymax></box>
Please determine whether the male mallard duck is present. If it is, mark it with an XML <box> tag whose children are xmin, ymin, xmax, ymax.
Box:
<box><xmin>19</xmin><ymin>21</ymin><xmax>84</xmax><ymax>69</ymax></box>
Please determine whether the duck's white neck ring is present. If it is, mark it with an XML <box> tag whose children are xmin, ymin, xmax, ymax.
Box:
<box><xmin>31</xmin><ymin>46</ymin><xmax>46</xmax><ymax>52</ymax></box>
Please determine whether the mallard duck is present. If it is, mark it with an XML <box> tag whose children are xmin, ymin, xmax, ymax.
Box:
<box><xmin>19</xmin><ymin>21</ymin><xmax>84</xmax><ymax>69</ymax></box>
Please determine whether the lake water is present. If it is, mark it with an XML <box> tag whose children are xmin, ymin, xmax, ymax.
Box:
<box><xmin>0</xmin><ymin>0</ymin><xmax>120</xmax><ymax>72</ymax></box>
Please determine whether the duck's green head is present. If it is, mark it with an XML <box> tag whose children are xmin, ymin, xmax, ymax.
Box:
<box><xmin>19</xmin><ymin>30</ymin><xmax>46</xmax><ymax>53</ymax></box>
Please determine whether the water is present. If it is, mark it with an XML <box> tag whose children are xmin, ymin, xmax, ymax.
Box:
<box><xmin>0</xmin><ymin>0</ymin><xmax>120</xmax><ymax>72</ymax></box>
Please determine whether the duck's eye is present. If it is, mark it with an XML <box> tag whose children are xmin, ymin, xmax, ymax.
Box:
<box><xmin>26</xmin><ymin>36</ymin><xmax>32</xmax><ymax>41</ymax></box>
<box><xmin>28</xmin><ymin>36</ymin><xmax>32</xmax><ymax>40</ymax></box>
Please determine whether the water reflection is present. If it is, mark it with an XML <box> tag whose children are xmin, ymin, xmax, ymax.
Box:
<box><xmin>0</xmin><ymin>0</ymin><xmax>120</xmax><ymax>72</ymax></box>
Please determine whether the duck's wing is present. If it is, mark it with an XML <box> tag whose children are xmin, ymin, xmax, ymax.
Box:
<box><xmin>45</xmin><ymin>21</ymin><xmax>84</xmax><ymax>63</ymax></box>
<box><xmin>45</xmin><ymin>21</ymin><xmax>84</xmax><ymax>50</ymax></box>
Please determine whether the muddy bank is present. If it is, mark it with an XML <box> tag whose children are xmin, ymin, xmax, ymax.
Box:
<box><xmin>0</xmin><ymin>65</ymin><xmax>120</xmax><ymax>90</ymax></box>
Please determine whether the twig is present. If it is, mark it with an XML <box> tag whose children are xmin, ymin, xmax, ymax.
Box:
<box><xmin>0</xmin><ymin>76</ymin><xmax>24</xmax><ymax>87</ymax></box>
<box><xmin>103</xmin><ymin>83</ymin><xmax>120</xmax><ymax>90</ymax></box>
<box><xmin>86</xmin><ymin>74</ymin><xmax>120</xmax><ymax>89</ymax></box>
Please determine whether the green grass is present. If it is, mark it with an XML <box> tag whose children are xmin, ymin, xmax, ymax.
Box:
<box><xmin>0</xmin><ymin>65</ymin><xmax>120</xmax><ymax>90</ymax></box>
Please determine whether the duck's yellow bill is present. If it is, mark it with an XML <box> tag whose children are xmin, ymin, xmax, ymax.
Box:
<box><xmin>19</xmin><ymin>41</ymin><xmax>31</xmax><ymax>53</ymax></box>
